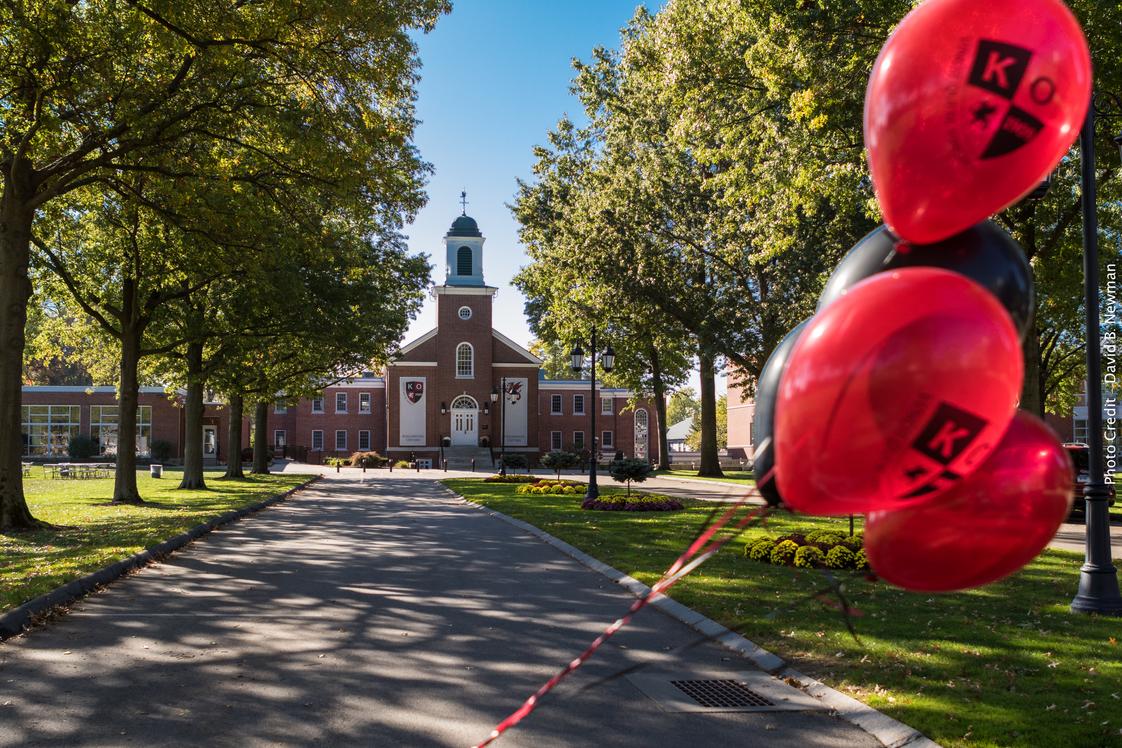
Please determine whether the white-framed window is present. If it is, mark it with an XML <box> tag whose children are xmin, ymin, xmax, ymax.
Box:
<box><xmin>458</xmin><ymin>305</ymin><xmax>473</xmax><ymax>320</ymax></box>
<box><xmin>335</xmin><ymin>430</ymin><xmax>347</xmax><ymax>451</ymax></box>
<box><xmin>550</xmin><ymin>394</ymin><xmax>563</xmax><ymax>415</ymax></box>
<box><xmin>359</xmin><ymin>392</ymin><xmax>372</xmax><ymax>413</ymax></box>
<box><xmin>88</xmin><ymin>405</ymin><xmax>153</xmax><ymax>457</ymax></box>
<box><xmin>601</xmin><ymin>398</ymin><xmax>613</xmax><ymax>415</ymax></box>
<box><xmin>311</xmin><ymin>396</ymin><xmax>324</xmax><ymax>414</ymax></box>
<box><xmin>456</xmin><ymin>342</ymin><xmax>474</xmax><ymax>378</ymax></box>
<box><xmin>359</xmin><ymin>430</ymin><xmax>371</xmax><ymax>450</ymax></box>
<box><xmin>573</xmin><ymin>394</ymin><xmax>585</xmax><ymax>415</ymax></box>
<box><xmin>573</xmin><ymin>431</ymin><xmax>585</xmax><ymax>450</ymax></box>
<box><xmin>602</xmin><ymin>430</ymin><xmax>614</xmax><ymax>448</ymax></box>
<box><xmin>274</xmin><ymin>430</ymin><xmax>287</xmax><ymax>448</ymax></box>
<box><xmin>274</xmin><ymin>399</ymin><xmax>287</xmax><ymax>414</ymax></box>
<box><xmin>550</xmin><ymin>431</ymin><xmax>563</xmax><ymax>451</ymax></box>
<box><xmin>311</xmin><ymin>430</ymin><xmax>324</xmax><ymax>450</ymax></box>
<box><xmin>20</xmin><ymin>405</ymin><xmax>81</xmax><ymax>457</ymax></box>
<box><xmin>335</xmin><ymin>392</ymin><xmax>347</xmax><ymax>413</ymax></box>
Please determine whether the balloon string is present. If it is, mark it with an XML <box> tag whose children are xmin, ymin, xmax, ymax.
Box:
<box><xmin>472</xmin><ymin>471</ymin><xmax>774</xmax><ymax>748</ymax></box>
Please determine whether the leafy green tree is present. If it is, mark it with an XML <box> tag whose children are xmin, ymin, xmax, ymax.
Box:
<box><xmin>686</xmin><ymin>394</ymin><xmax>727</xmax><ymax>452</ymax></box>
<box><xmin>0</xmin><ymin>0</ymin><xmax>448</xmax><ymax>529</ymax></box>
<box><xmin>529</xmin><ymin>339</ymin><xmax>576</xmax><ymax>381</ymax></box>
<box><xmin>667</xmin><ymin>387</ymin><xmax>700</xmax><ymax>430</ymax></box>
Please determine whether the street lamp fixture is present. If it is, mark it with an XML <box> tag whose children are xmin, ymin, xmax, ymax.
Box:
<box><xmin>1069</xmin><ymin>91</ymin><xmax>1122</xmax><ymax>615</ymax></box>
<box><xmin>571</xmin><ymin>328</ymin><xmax>614</xmax><ymax>500</ymax></box>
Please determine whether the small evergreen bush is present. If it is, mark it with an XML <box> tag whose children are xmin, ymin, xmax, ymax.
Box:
<box><xmin>541</xmin><ymin>450</ymin><xmax>580</xmax><ymax>479</ymax></box>
<box><xmin>608</xmin><ymin>458</ymin><xmax>653</xmax><ymax>496</ymax></box>
<box><xmin>68</xmin><ymin>435</ymin><xmax>97</xmax><ymax>460</ymax></box>
<box><xmin>150</xmin><ymin>440</ymin><xmax>173</xmax><ymax>462</ymax></box>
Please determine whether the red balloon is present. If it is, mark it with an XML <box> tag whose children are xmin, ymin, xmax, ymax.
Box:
<box><xmin>865</xmin><ymin>0</ymin><xmax>1091</xmax><ymax>244</ymax></box>
<box><xmin>774</xmin><ymin>268</ymin><xmax>1022</xmax><ymax>515</ymax></box>
<box><xmin>865</xmin><ymin>411</ymin><xmax>1074</xmax><ymax>592</ymax></box>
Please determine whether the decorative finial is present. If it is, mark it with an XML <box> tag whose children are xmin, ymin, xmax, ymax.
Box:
<box><xmin>460</xmin><ymin>189</ymin><xmax>468</xmax><ymax>216</ymax></box>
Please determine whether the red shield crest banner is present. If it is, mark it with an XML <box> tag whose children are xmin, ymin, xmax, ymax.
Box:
<box><xmin>406</xmin><ymin>381</ymin><xmax>424</xmax><ymax>404</ymax></box>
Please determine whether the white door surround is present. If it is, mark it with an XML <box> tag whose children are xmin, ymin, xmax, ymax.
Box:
<box><xmin>450</xmin><ymin>395</ymin><xmax>479</xmax><ymax>446</ymax></box>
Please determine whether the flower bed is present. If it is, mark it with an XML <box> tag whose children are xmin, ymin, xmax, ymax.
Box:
<box><xmin>483</xmin><ymin>474</ymin><xmax>539</xmax><ymax>484</ymax></box>
<box><xmin>744</xmin><ymin>529</ymin><xmax>868</xmax><ymax>570</ymax></box>
<box><xmin>516</xmin><ymin>479</ymin><xmax>585</xmax><ymax>495</ymax></box>
<box><xmin>582</xmin><ymin>494</ymin><xmax>683</xmax><ymax>512</ymax></box>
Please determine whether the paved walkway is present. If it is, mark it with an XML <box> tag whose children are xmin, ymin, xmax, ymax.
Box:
<box><xmin>0</xmin><ymin>473</ymin><xmax>875</xmax><ymax>747</ymax></box>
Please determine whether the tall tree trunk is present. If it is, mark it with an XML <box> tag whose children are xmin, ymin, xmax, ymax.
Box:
<box><xmin>0</xmin><ymin>185</ymin><xmax>41</xmax><ymax>529</ymax></box>
<box><xmin>1021</xmin><ymin>325</ymin><xmax>1044</xmax><ymax>416</ymax></box>
<box><xmin>178</xmin><ymin>339</ymin><xmax>207</xmax><ymax>490</ymax></box>
<box><xmin>697</xmin><ymin>345</ymin><xmax>724</xmax><ymax>477</ymax></box>
<box><xmin>224</xmin><ymin>392</ymin><xmax>245</xmax><ymax>479</ymax></box>
<box><xmin>252</xmin><ymin>400</ymin><xmax>270</xmax><ymax>474</ymax></box>
<box><xmin>649</xmin><ymin>345</ymin><xmax>670</xmax><ymax>469</ymax></box>
<box><xmin>113</xmin><ymin>305</ymin><xmax>145</xmax><ymax>504</ymax></box>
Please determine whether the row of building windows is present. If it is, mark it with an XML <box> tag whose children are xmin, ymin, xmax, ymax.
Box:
<box><xmin>548</xmin><ymin>431</ymin><xmax>615</xmax><ymax>451</ymax></box>
<box><xmin>278</xmin><ymin>392</ymin><xmax>374</xmax><ymax>415</ymax></box>
<box><xmin>548</xmin><ymin>394</ymin><xmax>615</xmax><ymax>416</ymax></box>
<box><xmin>21</xmin><ymin>405</ymin><xmax>153</xmax><ymax>457</ymax></box>
<box><xmin>301</xmin><ymin>429</ymin><xmax>373</xmax><ymax>452</ymax></box>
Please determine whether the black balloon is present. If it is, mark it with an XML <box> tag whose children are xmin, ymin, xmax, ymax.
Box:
<box><xmin>817</xmin><ymin>221</ymin><xmax>1033</xmax><ymax>339</ymax></box>
<box><xmin>752</xmin><ymin>320</ymin><xmax>809</xmax><ymax>507</ymax></box>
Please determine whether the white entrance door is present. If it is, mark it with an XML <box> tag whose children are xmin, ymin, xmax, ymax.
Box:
<box><xmin>203</xmin><ymin>426</ymin><xmax>218</xmax><ymax>458</ymax></box>
<box><xmin>450</xmin><ymin>395</ymin><xmax>478</xmax><ymax>446</ymax></box>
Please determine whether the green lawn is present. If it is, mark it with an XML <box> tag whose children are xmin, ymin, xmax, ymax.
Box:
<box><xmin>1</xmin><ymin>468</ymin><xmax>309</xmax><ymax>612</ymax></box>
<box><xmin>658</xmin><ymin>469</ymin><xmax>756</xmax><ymax>484</ymax></box>
<box><xmin>445</xmin><ymin>478</ymin><xmax>1122</xmax><ymax>748</ymax></box>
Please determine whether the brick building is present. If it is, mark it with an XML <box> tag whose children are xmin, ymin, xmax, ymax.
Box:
<box><xmin>20</xmin><ymin>211</ymin><xmax>658</xmax><ymax>468</ymax></box>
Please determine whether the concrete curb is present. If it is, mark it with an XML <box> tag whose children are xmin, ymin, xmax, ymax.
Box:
<box><xmin>0</xmin><ymin>475</ymin><xmax>322</xmax><ymax>642</ymax></box>
<box><xmin>445</xmin><ymin>486</ymin><xmax>938</xmax><ymax>748</ymax></box>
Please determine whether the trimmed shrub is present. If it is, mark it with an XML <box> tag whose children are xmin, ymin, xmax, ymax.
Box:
<box><xmin>608</xmin><ymin>458</ymin><xmax>653</xmax><ymax>496</ymax></box>
<box><xmin>825</xmin><ymin>545</ymin><xmax>856</xmax><ymax>569</ymax></box>
<box><xmin>541</xmin><ymin>450</ymin><xmax>580</xmax><ymax>479</ymax></box>
<box><xmin>794</xmin><ymin>545</ymin><xmax>825</xmax><ymax>568</ymax></box>
<box><xmin>483</xmin><ymin>474</ymin><xmax>537</xmax><ymax>483</ymax></box>
<box><xmin>842</xmin><ymin>534</ymin><xmax>864</xmax><ymax>551</ymax></box>
<box><xmin>150</xmin><ymin>440</ymin><xmax>174</xmax><ymax>462</ymax></box>
<box><xmin>501</xmin><ymin>453</ymin><xmax>528</xmax><ymax>472</ymax></box>
<box><xmin>770</xmin><ymin>540</ymin><xmax>799</xmax><ymax>566</ymax></box>
<box><xmin>68</xmin><ymin>435</ymin><xmax>97</xmax><ymax>460</ymax></box>
<box><xmin>349</xmin><ymin>451</ymin><xmax>388</xmax><ymax>468</ymax></box>
<box><xmin>855</xmin><ymin>549</ymin><xmax>870</xmax><ymax>571</ymax></box>
<box><xmin>393</xmin><ymin>460</ymin><xmax>412</xmax><ymax>468</ymax></box>
<box><xmin>805</xmin><ymin>530</ymin><xmax>844</xmax><ymax>546</ymax></box>
<box><xmin>746</xmin><ymin>538</ymin><xmax>776</xmax><ymax>561</ymax></box>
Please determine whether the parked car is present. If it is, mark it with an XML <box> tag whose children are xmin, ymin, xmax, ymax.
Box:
<box><xmin>1063</xmin><ymin>444</ymin><xmax>1116</xmax><ymax>520</ymax></box>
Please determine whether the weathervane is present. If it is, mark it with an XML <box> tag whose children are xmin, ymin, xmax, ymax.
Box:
<box><xmin>460</xmin><ymin>189</ymin><xmax>468</xmax><ymax>216</ymax></box>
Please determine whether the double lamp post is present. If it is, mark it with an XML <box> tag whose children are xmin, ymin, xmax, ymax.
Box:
<box><xmin>570</xmin><ymin>328</ymin><xmax>614</xmax><ymax>500</ymax></box>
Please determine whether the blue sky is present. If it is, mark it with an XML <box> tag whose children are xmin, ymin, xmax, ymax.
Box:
<box><xmin>400</xmin><ymin>1</ymin><xmax>717</xmax><ymax>395</ymax></box>
<box><xmin>401</xmin><ymin>0</ymin><xmax>640</xmax><ymax>343</ymax></box>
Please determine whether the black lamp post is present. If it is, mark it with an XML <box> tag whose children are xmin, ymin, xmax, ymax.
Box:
<box><xmin>1070</xmin><ymin>91</ymin><xmax>1122</xmax><ymax>616</ymax></box>
<box><xmin>571</xmin><ymin>328</ymin><xmax>615</xmax><ymax>500</ymax></box>
<box><xmin>491</xmin><ymin>381</ymin><xmax>507</xmax><ymax>477</ymax></box>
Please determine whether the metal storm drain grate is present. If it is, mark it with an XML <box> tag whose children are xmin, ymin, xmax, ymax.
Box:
<box><xmin>626</xmin><ymin>671</ymin><xmax>828</xmax><ymax>713</ymax></box>
<box><xmin>670</xmin><ymin>679</ymin><xmax>775</xmax><ymax>708</ymax></box>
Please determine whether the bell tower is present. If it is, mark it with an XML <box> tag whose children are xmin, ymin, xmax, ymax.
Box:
<box><xmin>444</xmin><ymin>192</ymin><xmax>485</xmax><ymax>287</ymax></box>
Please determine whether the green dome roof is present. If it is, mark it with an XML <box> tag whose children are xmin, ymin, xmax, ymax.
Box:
<box><xmin>447</xmin><ymin>214</ymin><xmax>482</xmax><ymax>237</ymax></box>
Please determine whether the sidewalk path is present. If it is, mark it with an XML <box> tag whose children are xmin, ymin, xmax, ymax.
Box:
<box><xmin>0</xmin><ymin>473</ymin><xmax>876</xmax><ymax>747</ymax></box>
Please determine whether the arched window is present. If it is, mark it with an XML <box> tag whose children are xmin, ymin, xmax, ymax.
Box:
<box><xmin>634</xmin><ymin>408</ymin><xmax>649</xmax><ymax>460</ymax></box>
<box><xmin>451</xmin><ymin>395</ymin><xmax>478</xmax><ymax>411</ymax></box>
<box><xmin>457</xmin><ymin>246</ymin><xmax>473</xmax><ymax>275</ymax></box>
<box><xmin>456</xmin><ymin>342</ymin><xmax>474</xmax><ymax>378</ymax></box>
